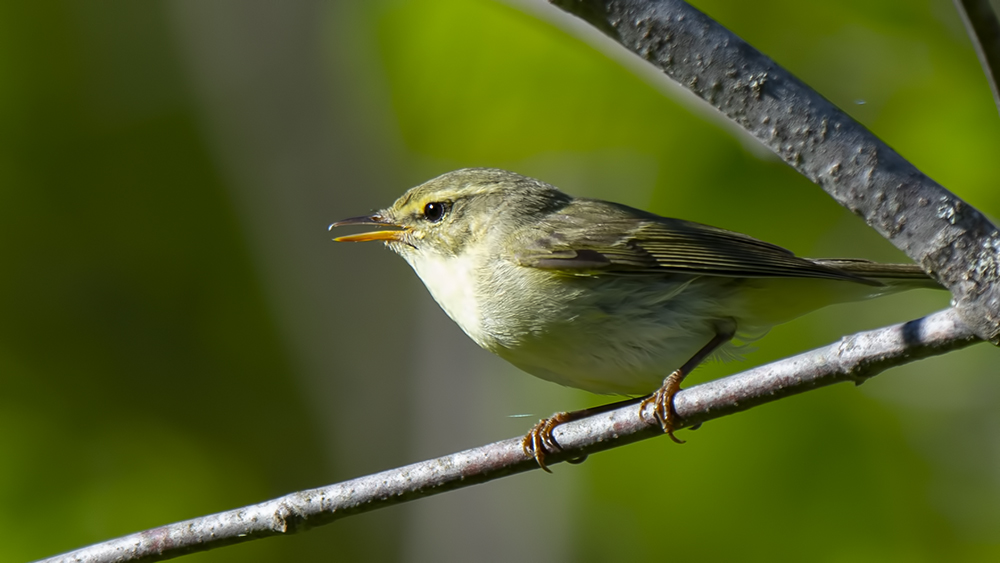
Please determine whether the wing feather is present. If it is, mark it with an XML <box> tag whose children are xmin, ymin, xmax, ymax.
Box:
<box><xmin>513</xmin><ymin>201</ymin><xmax>880</xmax><ymax>285</ymax></box>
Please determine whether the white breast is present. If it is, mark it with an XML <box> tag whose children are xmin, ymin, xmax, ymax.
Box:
<box><xmin>404</xmin><ymin>252</ymin><xmax>485</xmax><ymax>345</ymax></box>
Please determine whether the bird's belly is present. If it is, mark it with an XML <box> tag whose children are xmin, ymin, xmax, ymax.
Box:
<box><xmin>484</xmin><ymin>274</ymin><xmax>737</xmax><ymax>395</ymax></box>
<box><xmin>495</xmin><ymin>326</ymin><xmax>719</xmax><ymax>395</ymax></box>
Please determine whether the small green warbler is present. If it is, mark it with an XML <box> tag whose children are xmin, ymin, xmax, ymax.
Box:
<box><xmin>331</xmin><ymin>168</ymin><xmax>938</xmax><ymax>471</ymax></box>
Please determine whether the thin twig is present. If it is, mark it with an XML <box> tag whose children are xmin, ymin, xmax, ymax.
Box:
<box><xmin>36</xmin><ymin>309</ymin><xmax>979</xmax><ymax>563</ymax></box>
<box><xmin>550</xmin><ymin>0</ymin><xmax>1000</xmax><ymax>343</ymax></box>
<box><xmin>954</xmin><ymin>0</ymin><xmax>1000</xmax><ymax>116</ymax></box>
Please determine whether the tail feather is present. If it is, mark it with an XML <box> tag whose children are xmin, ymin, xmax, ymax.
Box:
<box><xmin>811</xmin><ymin>259</ymin><xmax>941</xmax><ymax>289</ymax></box>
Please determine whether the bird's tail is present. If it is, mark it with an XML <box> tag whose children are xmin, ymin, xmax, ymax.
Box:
<box><xmin>811</xmin><ymin>258</ymin><xmax>942</xmax><ymax>290</ymax></box>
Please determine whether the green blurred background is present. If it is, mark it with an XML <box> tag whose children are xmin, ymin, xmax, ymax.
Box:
<box><xmin>2</xmin><ymin>0</ymin><xmax>999</xmax><ymax>561</ymax></box>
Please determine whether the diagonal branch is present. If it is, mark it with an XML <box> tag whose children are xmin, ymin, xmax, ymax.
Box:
<box><xmin>954</xmin><ymin>0</ymin><xmax>1000</xmax><ymax>116</ymax></box>
<box><xmin>550</xmin><ymin>0</ymin><xmax>1000</xmax><ymax>343</ymax></box>
<box><xmin>35</xmin><ymin>309</ymin><xmax>980</xmax><ymax>563</ymax></box>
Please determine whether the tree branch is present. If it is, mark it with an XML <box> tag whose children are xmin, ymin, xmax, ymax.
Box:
<box><xmin>36</xmin><ymin>309</ymin><xmax>979</xmax><ymax>563</ymax></box>
<box><xmin>550</xmin><ymin>0</ymin><xmax>1000</xmax><ymax>343</ymax></box>
<box><xmin>954</xmin><ymin>0</ymin><xmax>1000</xmax><ymax>116</ymax></box>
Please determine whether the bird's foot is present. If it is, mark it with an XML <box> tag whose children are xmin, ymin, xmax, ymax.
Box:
<box><xmin>639</xmin><ymin>368</ymin><xmax>686</xmax><ymax>444</ymax></box>
<box><xmin>521</xmin><ymin>412</ymin><xmax>588</xmax><ymax>472</ymax></box>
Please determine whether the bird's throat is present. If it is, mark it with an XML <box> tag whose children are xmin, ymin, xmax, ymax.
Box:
<box><xmin>403</xmin><ymin>251</ymin><xmax>486</xmax><ymax>345</ymax></box>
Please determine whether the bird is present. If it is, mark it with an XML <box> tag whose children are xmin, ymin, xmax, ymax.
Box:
<box><xmin>330</xmin><ymin>167</ymin><xmax>939</xmax><ymax>471</ymax></box>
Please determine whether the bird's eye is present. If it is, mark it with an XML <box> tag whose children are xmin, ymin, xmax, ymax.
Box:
<box><xmin>422</xmin><ymin>202</ymin><xmax>449</xmax><ymax>223</ymax></box>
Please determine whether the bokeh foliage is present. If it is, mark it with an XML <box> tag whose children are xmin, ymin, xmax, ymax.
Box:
<box><xmin>2</xmin><ymin>0</ymin><xmax>999</xmax><ymax>561</ymax></box>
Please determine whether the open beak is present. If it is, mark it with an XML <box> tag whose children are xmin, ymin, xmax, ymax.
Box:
<box><xmin>328</xmin><ymin>214</ymin><xmax>407</xmax><ymax>243</ymax></box>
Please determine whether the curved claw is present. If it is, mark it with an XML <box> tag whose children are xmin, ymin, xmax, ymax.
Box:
<box><xmin>639</xmin><ymin>368</ymin><xmax>686</xmax><ymax>444</ymax></box>
<box><xmin>521</xmin><ymin>413</ymin><xmax>571</xmax><ymax>473</ymax></box>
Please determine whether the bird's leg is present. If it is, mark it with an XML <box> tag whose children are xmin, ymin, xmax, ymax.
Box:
<box><xmin>522</xmin><ymin>397</ymin><xmax>644</xmax><ymax>473</ymax></box>
<box><xmin>640</xmin><ymin>323</ymin><xmax>736</xmax><ymax>442</ymax></box>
